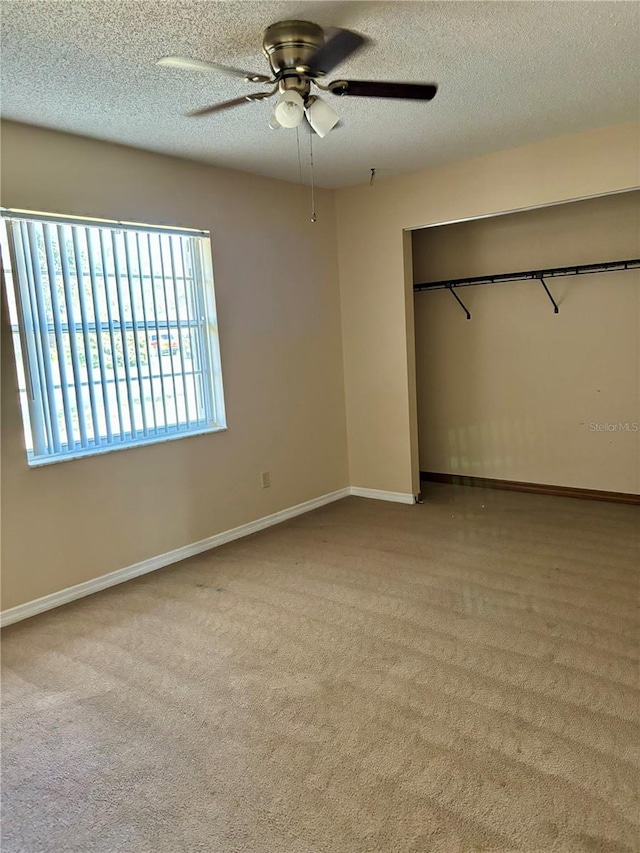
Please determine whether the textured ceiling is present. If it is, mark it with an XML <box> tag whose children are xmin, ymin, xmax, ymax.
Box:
<box><xmin>1</xmin><ymin>1</ymin><xmax>639</xmax><ymax>188</ymax></box>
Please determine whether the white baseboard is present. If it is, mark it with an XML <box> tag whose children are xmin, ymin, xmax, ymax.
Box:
<box><xmin>1</xmin><ymin>484</ymin><xmax>418</xmax><ymax>628</ymax></box>
<box><xmin>0</xmin><ymin>487</ymin><xmax>350</xmax><ymax>628</ymax></box>
<box><xmin>349</xmin><ymin>486</ymin><xmax>416</xmax><ymax>504</ymax></box>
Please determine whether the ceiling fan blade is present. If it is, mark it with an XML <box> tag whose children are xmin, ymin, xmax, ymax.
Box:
<box><xmin>157</xmin><ymin>56</ymin><xmax>272</xmax><ymax>84</ymax></box>
<box><xmin>305</xmin><ymin>29</ymin><xmax>368</xmax><ymax>76</ymax></box>
<box><xmin>329</xmin><ymin>80</ymin><xmax>438</xmax><ymax>100</ymax></box>
<box><xmin>186</xmin><ymin>91</ymin><xmax>274</xmax><ymax>118</ymax></box>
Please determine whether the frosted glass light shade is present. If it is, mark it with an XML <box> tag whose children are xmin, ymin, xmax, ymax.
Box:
<box><xmin>273</xmin><ymin>91</ymin><xmax>304</xmax><ymax>128</ymax></box>
<box><xmin>305</xmin><ymin>97</ymin><xmax>339</xmax><ymax>138</ymax></box>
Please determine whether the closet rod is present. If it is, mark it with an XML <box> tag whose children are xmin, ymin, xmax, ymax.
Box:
<box><xmin>413</xmin><ymin>258</ymin><xmax>640</xmax><ymax>293</ymax></box>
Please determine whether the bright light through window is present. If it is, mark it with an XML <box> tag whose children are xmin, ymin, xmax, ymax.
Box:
<box><xmin>1</xmin><ymin>211</ymin><xmax>226</xmax><ymax>465</ymax></box>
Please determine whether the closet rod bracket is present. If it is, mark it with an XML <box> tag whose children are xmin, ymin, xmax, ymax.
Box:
<box><xmin>448</xmin><ymin>285</ymin><xmax>471</xmax><ymax>320</ymax></box>
<box><xmin>539</xmin><ymin>276</ymin><xmax>559</xmax><ymax>314</ymax></box>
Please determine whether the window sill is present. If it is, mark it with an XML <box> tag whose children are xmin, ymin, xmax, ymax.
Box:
<box><xmin>26</xmin><ymin>423</ymin><xmax>228</xmax><ymax>467</ymax></box>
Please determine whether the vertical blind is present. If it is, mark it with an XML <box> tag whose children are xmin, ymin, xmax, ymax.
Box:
<box><xmin>1</xmin><ymin>212</ymin><xmax>226</xmax><ymax>464</ymax></box>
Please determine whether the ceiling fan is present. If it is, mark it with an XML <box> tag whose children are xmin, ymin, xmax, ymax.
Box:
<box><xmin>157</xmin><ymin>20</ymin><xmax>438</xmax><ymax>137</ymax></box>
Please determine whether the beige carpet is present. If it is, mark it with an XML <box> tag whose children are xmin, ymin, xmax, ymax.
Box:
<box><xmin>2</xmin><ymin>484</ymin><xmax>639</xmax><ymax>853</ymax></box>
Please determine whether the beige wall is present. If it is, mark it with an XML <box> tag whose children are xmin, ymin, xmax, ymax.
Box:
<box><xmin>0</xmin><ymin>121</ymin><xmax>349</xmax><ymax>610</ymax></box>
<box><xmin>3</xmin><ymin>119</ymin><xmax>640</xmax><ymax>611</ymax></box>
<box><xmin>412</xmin><ymin>192</ymin><xmax>640</xmax><ymax>493</ymax></box>
<box><xmin>335</xmin><ymin>121</ymin><xmax>640</xmax><ymax>496</ymax></box>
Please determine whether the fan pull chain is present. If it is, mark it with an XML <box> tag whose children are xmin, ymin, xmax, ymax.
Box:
<box><xmin>296</xmin><ymin>126</ymin><xmax>303</xmax><ymax>190</ymax></box>
<box><xmin>309</xmin><ymin>130</ymin><xmax>316</xmax><ymax>223</ymax></box>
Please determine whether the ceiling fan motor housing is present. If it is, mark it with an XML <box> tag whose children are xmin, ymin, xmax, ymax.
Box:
<box><xmin>263</xmin><ymin>21</ymin><xmax>325</xmax><ymax>77</ymax></box>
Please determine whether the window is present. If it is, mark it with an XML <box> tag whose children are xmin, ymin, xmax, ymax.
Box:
<box><xmin>1</xmin><ymin>210</ymin><xmax>226</xmax><ymax>465</ymax></box>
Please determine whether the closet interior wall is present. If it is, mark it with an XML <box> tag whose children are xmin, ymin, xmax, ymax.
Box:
<box><xmin>412</xmin><ymin>191</ymin><xmax>640</xmax><ymax>495</ymax></box>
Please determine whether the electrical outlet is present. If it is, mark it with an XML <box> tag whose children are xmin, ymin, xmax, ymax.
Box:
<box><xmin>261</xmin><ymin>471</ymin><xmax>271</xmax><ymax>489</ymax></box>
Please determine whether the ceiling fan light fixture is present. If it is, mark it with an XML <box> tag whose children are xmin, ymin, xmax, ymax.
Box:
<box><xmin>273</xmin><ymin>90</ymin><xmax>304</xmax><ymax>128</ymax></box>
<box><xmin>161</xmin><ymin>21</ymin><xmax>439</xmax><ymax>132</ymax></box>
<box><xmin>305</xmin><ymin>96</ymin><xmax>339</xmax><ymax>137</ymax></box>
